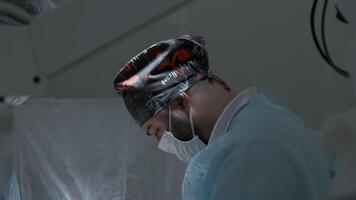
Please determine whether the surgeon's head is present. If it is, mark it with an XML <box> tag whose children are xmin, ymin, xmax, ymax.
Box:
<box><xmin>113</xmin><ymin>35</ymin><xmax>236</xmax><ymax>162</ymax></box>
<box><xmin>140</xmin><ymin>91</ymin><xmax>197</xmax><ymax>142</ymax></box>
<box><xmin>140</xmin><ymin>78</ymin><xmax>235</xmax><ymax>143</ymax></box>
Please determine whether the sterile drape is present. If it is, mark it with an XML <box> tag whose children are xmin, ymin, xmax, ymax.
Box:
<box><xmin>7</xmin><ymin>98</ymin><xmax>186</xmax><ymax>200</ymax></box>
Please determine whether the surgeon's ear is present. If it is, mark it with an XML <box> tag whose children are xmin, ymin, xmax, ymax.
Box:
<box><xmin>171</xmin><ymin>92</ymin><xmax>191</xmax><ymax>113</ymax></box>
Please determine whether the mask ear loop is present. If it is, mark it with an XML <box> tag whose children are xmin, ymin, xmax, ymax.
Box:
<box><xmin>206</xmin><ymin>71</ymin><xmax>231</xmax><ymax>92</ymax></box>
<box><xmin>168</xmin><ymin>105</ymin><xmax>172</xmax><ymax>132</ymax></box>
<box><xmin>189</xmin><ymin>107</ymin><xmax>196</xmax><ymax>137</ymax></box>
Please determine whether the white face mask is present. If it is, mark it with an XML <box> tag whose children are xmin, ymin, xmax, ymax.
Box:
<box><xmin>158</xmin><ymin>105</ymin><xmax>206</xmax><ymax>163</ymax></box>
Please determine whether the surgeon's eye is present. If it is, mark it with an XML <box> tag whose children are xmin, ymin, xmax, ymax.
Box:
<box><xmin>145</xmin><ymin>125</ymin><xmax>152</xmax><ymax>136</ymax></box>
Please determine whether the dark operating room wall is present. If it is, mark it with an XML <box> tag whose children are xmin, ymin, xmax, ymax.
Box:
<box><xmin>0</xmin><ymin>105</ymin><xmax>13</xmax><ymax>196</ymax></box>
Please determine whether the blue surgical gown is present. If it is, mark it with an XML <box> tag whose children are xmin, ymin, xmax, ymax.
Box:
<box><xmin>182</xmin><ymin>92</ymin><xmax>330</xmax><ymax>200</ymax></box>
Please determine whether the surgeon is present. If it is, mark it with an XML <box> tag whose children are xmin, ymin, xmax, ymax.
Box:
<box><xmin>113</xmin><ymin>35</ymin><xmax>330</xmax><ymax>200</ymax></box>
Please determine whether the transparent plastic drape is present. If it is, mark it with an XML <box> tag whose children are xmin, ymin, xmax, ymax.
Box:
<box><xmin>321</xmin><ymin>110</ymin><xmax>356</xmax><ymax>199</ymax></box>
<box><xmin>8</xmin><ymin>98</ymin><xmax>186</xmax><ymax>200</ymax></box>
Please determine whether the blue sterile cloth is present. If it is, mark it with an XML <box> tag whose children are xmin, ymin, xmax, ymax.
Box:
<box><xmin>182</xmin><ymin>92</ymin><xmax>330</xmax><ymax>200</ymax></box>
